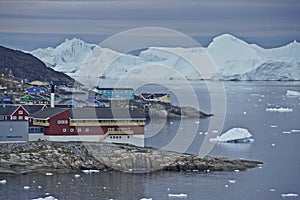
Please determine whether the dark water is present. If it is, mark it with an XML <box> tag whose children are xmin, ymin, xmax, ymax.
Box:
<box><xmin>1</xmin><ymin>81</ymin><xmax>300</xmax><ymax>200</ymax></box>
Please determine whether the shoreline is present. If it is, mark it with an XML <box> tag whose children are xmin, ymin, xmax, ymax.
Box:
<box><xmin>0</xmin><ymin>141</ymin><xmax>262</xmax><ymax>174</ymax></box>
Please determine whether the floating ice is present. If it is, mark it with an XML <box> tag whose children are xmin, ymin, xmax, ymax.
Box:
<box><xmin>228</xmin><ymin>179</ymin><xmax>236</xmax><ymax>184</ymax></box>
<box><xmin>266</xmin><ymin>107</ymin><xmax>293</xmax><ymax>112</ymax></box>
<box><xmin>24</xmin><ymin>186</ymin><xmax>30</xmax><ymax>190</ymax></box>
<box><xmin>0</xmin><ymin>180</ymin><xmax>6</xmax><ymax>184</ymax></box>
<box><xmin>209</xmin><ymin>128</ymin><xmax>254</xmax><ymax>143</ymax></box>
<box><xmin>291</xmin><ymin>129</ymin><xmax>300</xmax><ymax>133</ymax></box>
<box><xmin>168</xmin><ymin>193</ymin><xmax>187</xmax><ymax>197</ymax></box>
<box><xmin>31</xmin><ymin>196</ymin><xmax>58</xmax><ymax>200</ymax></box>
<box><xmin>286</xmin><ymin>90</ymin><xmax>300</xmax><ymax>97</ymax></box>
<box><xmin>140</xmin><ymin>198</ymin><xmax>152</xmax><ymax>200</ymax></box>
<box><xmin>270</xmin><ymin>125</ymin><xmax>278</xmax><ymax>128</ymax></box>
<box><xmin>74</xmin><ymin>174</ymin><xmax>80</xmax><ymax>178</ymax></box>
<box><xmin>270</xmin><ymin>189</ymin><xmax>276</xmax><ymax>192</ymax></box>
<box><xmin>281</xmin><ymin>193</ymin><xmax>298</xmax><ymax>197</ymax></box>
<box><xmin>45</xmin><ymin>173</ymin><xmax>53</xmax><ymax>176</ymax></box>
<box><xmin>81</xmin><ymin>169</ymin><xmax>100</xmax><ymax>174</ymax></box>
<box><xmin>225</xmin><ymin>184</ymin><xmax>229</xmax><ymax>188</ymax></box>
<box><xmin>271</xmin><ymin>143</ymin><xmax>276</xmax><ymax>147</ymax></box>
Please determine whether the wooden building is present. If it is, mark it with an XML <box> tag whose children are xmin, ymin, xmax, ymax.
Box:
<box><xmin>29</xmin><ymin>107</ymin><xmax>145</xmax><ymax>147</ymax></box>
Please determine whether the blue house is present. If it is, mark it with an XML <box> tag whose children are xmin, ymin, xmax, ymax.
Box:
<box><xmin>96</xmin><ymin>88</ymin><xmax>134</xmax><ymax>100</ymax></box>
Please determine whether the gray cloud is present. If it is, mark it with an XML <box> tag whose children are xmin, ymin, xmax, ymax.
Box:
<box><xmin>0</xmin><ymin>0</ymin><xmax>299</xmax><ymax>49</ymax></box>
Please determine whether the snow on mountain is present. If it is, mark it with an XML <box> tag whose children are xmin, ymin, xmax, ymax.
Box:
<box><xmin>30</xmin><ymin>34</ymin><xmax>300</xmax><ymax>83</ymax></box>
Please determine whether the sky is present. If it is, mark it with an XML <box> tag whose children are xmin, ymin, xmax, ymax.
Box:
<box><xmin>0</xmin><ymin>0</ymin><xmax>299</xmax><ymax>50</ymax></box>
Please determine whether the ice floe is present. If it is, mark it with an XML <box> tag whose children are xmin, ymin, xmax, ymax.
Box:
<box><xmin>140</xmin><ymin>198</ymin><xmax>152</xmax><ymax>200</ymax></box>
<box><xmin>209</xmin><ymin>128</ymin><xmax>254</xmax><ymax>143</ymax></box>
<box><xmin>266</xmin><ymin>107</ymin><xmax>293</xmax><ymax>112</ymax></box>
<box><xmin>81</xmin><ymin>169</ymin><xmax>100</xmax><ymax>174</ymax></box>
<box><xmin>24</xmin><ymin>186</ymin><xmax>30</xmax><ymax>190</ymax></box>
<box><xmin>74</xmin><ymin>174</ymin><xmax>80</xmax><ymax>178</ymax></box>
<box><xmin>45</xmin><ymin>173</ymin><xmax>53</xmax><ymax>176</ymax></box>
<box><xmin>0</xmin><ymin>180</ymin><xmax>6</xmax><ymax>184</ymax></box>
<box><xmin>168</xmin><ymin>193</ymin><xmax>187</xmax><ymax>198</ymax></box>
<box><xmin>281</xmin><ymin>193</ymin><xmax>298</xmax><ymax>197</ymax></box>
<box><xmin>286</xmin><ymin>90</ymin><xmax>300</xmax><ymax>97</ymax></box>
<box><xmin>31</xmin><ymin>196</ymin><xmax>58</xmax><ymax>200</ymax></box>
<box><xmin>228</xmin><ymin>179</ymin><xmax>236</xmax><ymax>184</ymax></box>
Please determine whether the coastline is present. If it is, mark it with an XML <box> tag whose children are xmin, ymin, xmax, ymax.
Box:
<box><xmin>0</xmin><ymin>141</ymin><xmax>262</xmax><ymax>174</ymax></box>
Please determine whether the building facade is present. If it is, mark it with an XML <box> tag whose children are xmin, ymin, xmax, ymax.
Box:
<box><xmin>29</xmin><ymin>107</ymin><xmax>145</xmax><ymax>147</ymax></box>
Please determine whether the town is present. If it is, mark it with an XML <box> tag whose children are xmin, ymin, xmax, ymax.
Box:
<box><xmin>0</xmin><ymin>69</ymin><xmax>174</xmax><ymax>147</ymax></box>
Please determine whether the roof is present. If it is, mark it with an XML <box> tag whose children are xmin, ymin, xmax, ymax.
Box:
<box><xmin>30</xmin><ymin>107</ymin><xmax>69</xmax><ymax>119</ymax></box>
<box><xmin>22</xmin><ymin>105</ymin><xmax>45</xmax><ymax>114</ymax></box>
<box><xmin>96</xmin><ymin>87</ymin><xmax>134</xmax><ymax>91</ymax></box>
<box><xmin>0</xmin><ymin>105</ymin><xmax>18</xmax><ymax>115</ymax></box>
<box><xmin>30</xmin><ymin>81</ymin><xmax>48</xmax><ymax>86</ymax></box>
<box><xmin>70</xmin><ymin>107</ymin><xmax>145</xmax><ymax>120</ymax></box>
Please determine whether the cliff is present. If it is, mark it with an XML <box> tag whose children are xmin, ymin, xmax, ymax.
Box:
<box><xmin>0</xmin><ymin>142</ymin><xmax>262</xmax><ymax>174</ymax></box>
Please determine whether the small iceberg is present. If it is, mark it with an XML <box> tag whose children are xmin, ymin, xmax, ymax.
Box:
<box><xmin>31</xmin><ymin>196</ymin><xmax>58</xmax><ymax>200</ymax></box>
<box><xmin>281</xmin><ymin>193</ymin><xmax>298</xmax><ymax>197</ymax></box>
<box><xmin>81</xmin><ymin>169</ymin><xmax>100</xmax><ymax>174</ymax></box>
<box><xmin>286</xmin><ymin>90</ymin><xmax>300</xmax><ymax>97</ymax></box>
<box><xmin>266</xmin><ymin>107</ymin><xmax>293</xmax><ymax>112</ymax></box>
<box><xmin>45</xmin><ymin>173</ymin><xmax>53</xmax><ymax>176</ymax></box>
<box><xmin>210</xmin><ymin>128</ymin><xmax>254</xmax><ymax>143</ymax></box>
<box><xmin>168</xmin><ymin>193</ymin><xmax>187</xmax><ymax>198</ymax></box>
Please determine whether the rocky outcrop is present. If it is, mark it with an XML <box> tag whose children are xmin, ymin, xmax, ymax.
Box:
<box><xmin>0</xmin><ymin>142</ymin><xmax>262</xmax><ymax>174</ymax></box>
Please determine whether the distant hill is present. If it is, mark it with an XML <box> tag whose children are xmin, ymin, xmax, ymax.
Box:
<box><xmin>0</xmin><ymin>45</ymin><xmax>75</xmax><ymax>85</ymax></box>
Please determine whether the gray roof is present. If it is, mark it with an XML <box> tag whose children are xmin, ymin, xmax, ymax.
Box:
<box><xmin>22</xmin><ymin>105</ymin><xmax>45</xmax><ymax>114</ymax></box>
<box><xmin>0</xmin><ymin>105</ymin><xmax>18</xmax><ymax>115</ymax></box>
<box><xmin>70</xmin><ymin>107</ymin><xmax>145</xmax><ymax>120</ymax></box>
<box><xmin>30</xmin><ymin>107</ymin><xmax>69</xmax><ymax>119</ymax></box>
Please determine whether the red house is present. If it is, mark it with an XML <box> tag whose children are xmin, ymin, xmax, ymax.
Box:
<box><xmin>0</xmin><ymin>105</ymin><xmax>46</xmax><ymax>121</ymax></box>
<box><xmin>29</xmin><ymin>107</ymin><xmax>146</xmax><ymax>147</ymax></box>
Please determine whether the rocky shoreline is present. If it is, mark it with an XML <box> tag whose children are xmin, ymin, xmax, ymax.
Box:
<box><xmin>0</xmin><ymin>142</ymin><xmax>262</xmax><ymax>174</ymax></box>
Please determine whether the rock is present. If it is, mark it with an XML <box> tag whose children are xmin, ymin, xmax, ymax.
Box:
<box><xmin>0</xmin><ymin>142</ymin><xmax>262</xmax><ymax>174</ymax></box>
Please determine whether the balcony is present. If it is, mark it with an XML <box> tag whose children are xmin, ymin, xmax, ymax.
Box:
<box><xmin>32</xmin><ymin>121</ymin><xmax>49</xmax><ymax>126</ymax></box>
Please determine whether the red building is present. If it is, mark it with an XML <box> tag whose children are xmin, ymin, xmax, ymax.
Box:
<box><xmin>0</xmin><ymin>105</ymin><xmax>45</xmax><ymax>121</ymax></box>
<box><xmin>29</xmin><ymin>107</ymin><xmax>146</xmax><ymax>147</ymax></box>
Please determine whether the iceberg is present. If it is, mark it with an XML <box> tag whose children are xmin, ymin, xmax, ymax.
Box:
<box><xmin>210</xmin><ymin>128</ymin><xmax>254</xmax><ymax>143</ymax></box>
<box><xmin>29</xmin><ymin>34</ymin><xmax>300</xmax><ymax>84</ymax></box>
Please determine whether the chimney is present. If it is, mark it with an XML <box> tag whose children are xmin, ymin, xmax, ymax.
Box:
<box><xmin>51</xmin><ymin>85</ymin><xmax>55</xmax><ymax>108</ymax></box>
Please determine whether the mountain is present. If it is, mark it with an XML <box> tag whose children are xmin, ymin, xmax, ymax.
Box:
<box><xmin>30</xmin><ymin>35</ymin><xmax>300</xmax><ymax>83</ymax></box>
<box><xmin>0</xmin><ymin>45</ymin><xmax>75</xmax><ymax>84</ymax></box>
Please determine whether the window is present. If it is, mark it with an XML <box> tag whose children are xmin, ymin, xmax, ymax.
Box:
<box><xmin>85</xmin><ymin>128</ymin><xmax>89</xmax><ymax>132</ymax></box>
<box><xmin>18</xmin><ymin>110</ymin><xmax>23</xmax><ymax>114</ymax></box>
<box><xmin>12</xmin><ymin>116</ymin><xmax>17</xmax><ymax>120</ymax></box>
<box><xmin>62</xmin><ymin>128</ymin><xmax>67</xmax><ymax>133</ymax></box>
<box><xmin>77</xmin><ymin>128</ymin><xmax>81</xmax><ymax>133</ymax></box>
<box><xmin>18</xmin><ymin>116</ymin><xmax>23</xmax><ymax>120</ymax></box>
<box><xmin>70</xmin><ymin>128</ymin><xmax>74</xmax><ymax>133</ymax></box>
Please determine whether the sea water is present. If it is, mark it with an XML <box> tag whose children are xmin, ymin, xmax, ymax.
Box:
<box><xmin>0</xmin><ymin>81</ymin><xmax>299</xmax><ymax>200</ymax></box>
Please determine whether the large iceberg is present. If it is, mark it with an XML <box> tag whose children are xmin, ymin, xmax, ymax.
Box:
<box><xmin>29</xmin><ymin>34</ymin><xmax>300</xmax><ymax>83</ymax></box>
<box><xmin>210</xmin><ymin>128</ymin><xmax>254</xmax><ymax>143</ymax></box>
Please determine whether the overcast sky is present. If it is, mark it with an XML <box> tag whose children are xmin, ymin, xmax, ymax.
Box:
<box><xmin>0</xmin><ymin>0</ymin><xmax>299</xmax><ymax>50</ymax></box>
